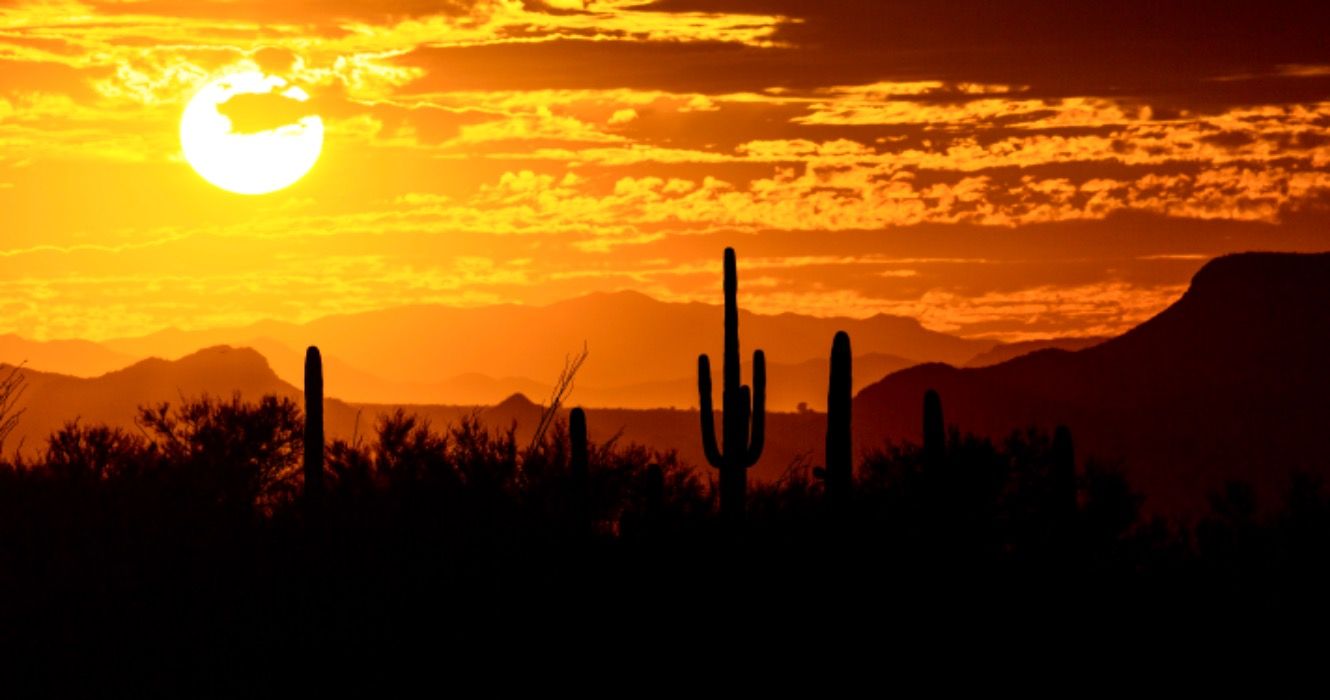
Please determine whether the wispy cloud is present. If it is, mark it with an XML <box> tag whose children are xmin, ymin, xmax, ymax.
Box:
<box><xmin>1</xmin><ymin>0</ymin><xmax>1327</xmax><ymax>343</ymax></box>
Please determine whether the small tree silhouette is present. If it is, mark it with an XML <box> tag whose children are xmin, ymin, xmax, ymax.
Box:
<box><xmin>44</xmin><ymin>421</ymin><xmax>145</xmax><ymax>482</ymax></box>
<box><xmin>0</xmin><ymin>362</ymin><xmax>27</xmax><ymax>456</ymax></box>
<box><xmin>136</xmin><ymin>393</ymin><xmax>304</xmax><ymax>515</ymax></box>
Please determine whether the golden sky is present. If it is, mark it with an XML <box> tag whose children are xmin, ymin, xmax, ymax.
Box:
<box><xmin>3</xmin><ymin>0</ymin><xmax>1329</xmax><ymax>342</ymax></box>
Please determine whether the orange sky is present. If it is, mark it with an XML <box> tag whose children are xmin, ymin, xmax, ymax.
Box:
<box><xmin>3</xmin><ymin>0</ymin><xmax>1329</xmax><ymax>343</ymax></box>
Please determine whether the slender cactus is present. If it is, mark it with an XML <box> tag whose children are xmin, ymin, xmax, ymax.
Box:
<box><xmin>824</xmin><ymin>331</ymin><xmax>853</xmax><ymax>504</ymax></box>
<box><xmin>568</xmin><ymin>406</ymin><xmax>590</xmax><ymax>532</ymax></box>
<box><xmin>570</xmin><ymin>407</ymin><xmax>588</xmax><ymax>484</ymax></box>
<box><xmin>698</xmin><ymin>247</ymin><xmax>766</xmax><ymax>522</ymax></box>
<box><xmin>923</xmin><ymin>388</ymin><xmax>945</xmax><ymax>469</ymax></box>
<box><xmin>303</xmin><ymin>346</ymin><xmax>324</xmax><ymax>500</ymax></box>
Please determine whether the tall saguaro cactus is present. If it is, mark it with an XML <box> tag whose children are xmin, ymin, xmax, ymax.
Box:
<box><xmin>923</xmin><ymin>388</ymin><xmax>945</xmax><ymax>469</ymax></box>
<box><xmin>698</xmin><ymin>247</ymin><xmax>766</xmax><ymax>522</ymax></box>
<box><xmin>569</xmin><ymin>407</ymin><xmax>589</xmax><ymax>484</ymax></box>
<box><xmin>304</xmin><ymin>346</ymin><xmax>324</xmax><ymax>500</ymax></box>
<box><xmin>824</xmin><ymin>331</ymin><xmax>853</xmax><ymax>504</ymax></box>
<box><xmin>568</xmin><ymin>406</ymin><xmax>590</xmax><ymax>530</ymax></box>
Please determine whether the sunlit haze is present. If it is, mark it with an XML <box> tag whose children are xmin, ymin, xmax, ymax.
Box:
<box><xmin>3</xmin><ymin>5</ymin><xmax>1330</xmax><ymax>674</ymax></box>
<box><xmin>2</xmin><ymin>1</ymin><xmax>1329</xmax><ymax>343</ymax></box>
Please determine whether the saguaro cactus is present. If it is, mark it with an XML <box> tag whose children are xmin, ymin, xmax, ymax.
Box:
<box><xmin>923</xmin><ymin>388</ymin><xmax>945</xmax><ymax>469</ymax></box>
<box><xmin>698</xmin><ymin>247</ymin><xmax>766</xmax><ymax>522</ymax></box>
<box><xmin>304</xmin><ymin>346</ymin><xmax>324</xmax><ymax>500</ymax></box>
<box><xmin>569</xmin><ymin>407</ymin><xmax>588</xmax><ymax>484</ymax></box>
<box><xmin>568</xmin><ymin>406</ymin><xmax>590</xmax><ymax>531</ymax></box>
<box><xmin>824</xmin><ymin>331</ymin><xmax>853</xmax><ymax>504</ymax></box>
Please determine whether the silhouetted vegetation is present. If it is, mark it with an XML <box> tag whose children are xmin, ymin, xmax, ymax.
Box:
<box><xmin>3</xmin><ymin>384</ymin><xmax>1328</xmax><ymax>690</ymax></box>
<box><xmin>7</xmin><ymin>248</ymin><xmax>1330</xmax><ymax>688</ymax></box>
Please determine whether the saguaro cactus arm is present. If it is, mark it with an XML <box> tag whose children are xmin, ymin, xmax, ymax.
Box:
<box><xmin>742</xmin><ymin>350</ymin><xmax>765</xmax><ymax>468</ymax></box>
<box><xmin>698</xmin><ymin>354</ymin><xmax>723</xmax><ymax>468</ymax></box>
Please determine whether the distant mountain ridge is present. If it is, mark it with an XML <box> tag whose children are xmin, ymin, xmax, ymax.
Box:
<box><xmin>85</xmin><ymin>290</ymin><xmax>994</xmax><ymax>409</ymax></box>
<box><xmin>0</xmin><ymin>346</ymin><xmax>824</xmax><ymax>482</ymax></box>
<box><xmin>963</xmin><ymin>336</ymin><xmax>1108</xmax><ymax>367</ymax></box>
<box><xmin>2</xmin><ymin>347</ymin><xmax>314</xmax><ymax>454</ymax></box>
<box><xmin>0</xmin><ymin>334</ymin><xmax>135</xmax><ymax>377</ymax></box>
<box><xmin>6</xmin><ymin>251</ymin><xmax>1328</xmax><ymax>511</ymax></box>
<box><xmin>854</xmin><ymin>251</ymin><xmax>1330</xmax><ymax>515</ymax></box>
<box><xmin>10</xmin><ymin>292</ymin><xmax>1118</xmax><ymax>411</ymax></box>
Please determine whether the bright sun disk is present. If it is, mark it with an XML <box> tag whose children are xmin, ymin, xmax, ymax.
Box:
<box><xmin>180</xmin><ymin>71</ymin><xmax>323</xmax><ymax>195</ymax></box>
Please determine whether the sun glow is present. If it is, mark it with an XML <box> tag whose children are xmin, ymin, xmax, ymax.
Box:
<box><xmin>180</xmin><ymin>71</ymin><xmax>324</xmax><ymax>195</ymax></box>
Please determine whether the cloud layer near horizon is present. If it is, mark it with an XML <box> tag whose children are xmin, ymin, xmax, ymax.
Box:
<box><xmin>2</xmin><ymin>0</ymin><xmax>1329</xmax><ymax>342</ymax></box>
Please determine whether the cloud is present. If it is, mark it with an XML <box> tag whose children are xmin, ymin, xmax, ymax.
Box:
<box><xmin>3</xmin><ymin>0</ymin><xmax>1329</xmax><ymax>346</ymax></box>
<box><xmin>607</xmin><ymin>107</ymin><xmax>637</xmax><ymax>125</ymax></box>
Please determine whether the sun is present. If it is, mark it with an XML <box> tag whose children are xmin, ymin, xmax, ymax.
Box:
<box><xmin>180</xmin><ymin>71</ymin><xmax>324</xmax><ymax>195</ymax></box>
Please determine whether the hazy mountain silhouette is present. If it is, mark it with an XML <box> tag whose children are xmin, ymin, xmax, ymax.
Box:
<box><xmin>0</xmin><ymin>334</ymin><xmax>135</xmax><ymax>377</ymax></box>
<box><xmin>2</xmin><ymin>346</ymin><xmax>414</xmax><ymax>459</ymax></box>
<box><xmin>10</xmin><ymin>252</ymin><xmax>1330</xmax><ymax>511</ymax></box>
<box><xmin>854</xmin><ymin>252</ymin><xmax>1330</xmax><ymax>515</ymax></box>
<box><xmin>963</xmin><ymin>336</ymin><xmax>1108</xmax><ymax>367</ymax></box>
<box><xmin>3</xmin><ymin>347</ymin><xmax>825</xmax><ymax>480</ymax></box>
<box><xmin>243</xmin><ymin>335</ymin><xmax>551</xmax><ymax>406</ymax></box>
<box><xmin>3</xmin><ymin>329</ymin><xmax>918</xmax><ymax>411</ymax></box>
<box><xmin>1</xmin><ymin>347</ymin><xmax>317</xmax><ymax>452</ymax></box>
<box><xmin>528</xmin><ymin>351</ymin><xmax>916</xmax><ymax>410</ymax></box>
<box><xmin>99</xmin><ymin>290</ymin><xmax>990</xmax><ymax>397</ymax></box>
<box><xmin>143</xmin><ymin>334</ymin><xmax>914</xmax><ymax>410</ymax></box>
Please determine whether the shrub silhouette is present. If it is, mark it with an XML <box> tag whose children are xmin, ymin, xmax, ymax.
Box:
<box><xmin>44</xmin><ymin>421</ymin><xmax>146</xmax><ymax>483</ymax></box>
<box><xmin>135</xmin><ymin>392</ymin><xmax>303</xmax><ymax>515</ymax></box>
<box><xmin>923</xmin><ymin>388</ymin><xmax>945</xmax><ymax>469</ymax></box>
<box><xmin>2</xmin><ymin>311</ymin><xmax>1330</xmax><ymax>679</ymax></box>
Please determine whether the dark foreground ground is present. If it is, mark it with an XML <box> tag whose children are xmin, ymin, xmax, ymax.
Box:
<box><xmin>1</xmin><ymin>397</ymin><xmax>1327</xmax><ymax>689</ymax></box>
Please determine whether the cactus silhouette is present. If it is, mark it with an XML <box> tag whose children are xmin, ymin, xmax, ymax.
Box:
<box><xmin>569</xmin><ymin>407</ymin><xmax>588</xmax><ymax>484</ymax></box>
<box><xmin>568</xmin><ymin>406</ymin><xmax>590</xmax><ymax>532</ymax></box>
<box><xmin>923</xmin><ymin>388</ymin><xmax>944</xmax><ymax>469</ymax></box>
<box><xmin>698</xmin><ymin>247</ymin><xmax>766</xmax><ymax>522</ymax></box>
<box><xmin>823</xmin><ymin>331</ymin><xmax>853</xmax><ymax>504</ymax></box>
<box><xmin>304</xmin><ymin>346</ymin><xmax>324</xmax><ymax>500</ymax></box>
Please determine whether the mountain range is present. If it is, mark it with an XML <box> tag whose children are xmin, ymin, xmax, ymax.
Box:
<box><xmin>0</xmin><ymin>346</ymin><xmax>827</xmax><ymax>481</ymax></box>
<box><xmin>5</xmin><ymin>291</ymin><xmax>1012</xmax><ymax>410</ymax></box>
<box><xmin>7</xmin><ymin>251</ymin><xmax>1323</xmax><ymax>516</ymax></box>
<box><xmin>0</xmin><ymin>334</ymin><xmax>135</xmax><ymax>377</ymax></box>
<box><xmin>853</xmin><ymin>251</ymin><xmax>1330</xmax><ymax>515</ymax></box>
